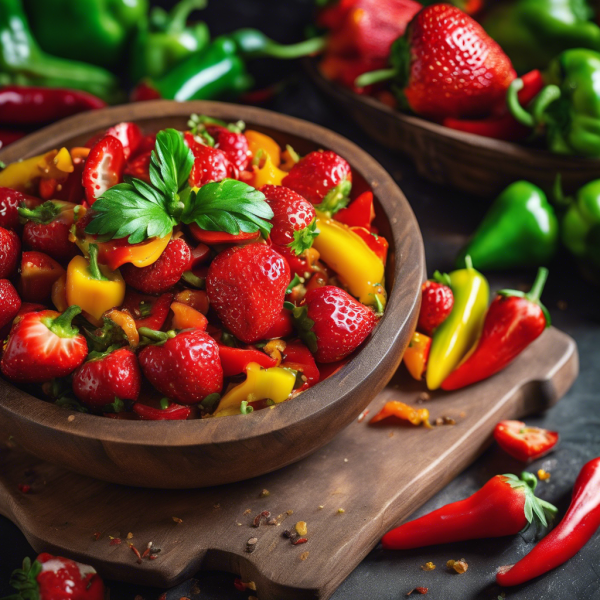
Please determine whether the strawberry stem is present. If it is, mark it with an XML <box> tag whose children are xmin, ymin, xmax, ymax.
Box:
<box><xmin>18</xmin><ymin>200</ymin><xmax>61</xmax><ymax>224</ymax></box>
<box><xmin>355</xmin><ymin>68</ymin><xmax>397</xmax><ymax>88</ymax></box>
<box><xmin>88</xmin><ymin>244</ymin><xmax>109</xmax><ymax>281</ymax></box>
<box><xmin>43</xmin><ymin>305</ymin><xmax>82</xmax><ymax>338</ymax></box>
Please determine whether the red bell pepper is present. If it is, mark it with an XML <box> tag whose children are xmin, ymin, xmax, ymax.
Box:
<box><xmin>122</xmin><ymin>290</ymin><xmax>173</xmax><ymax>331</ymax></box>
<box><xmin>497</xmin><ymin>457</ymin><xmax>600</xmax><ymax>586</ymax></box>
<box><xmin>281</xmin><ymin>340</ymin><xmax>320</xmax><ymax>388</ymax></box>
<box><xmin>133</xmin><ymin>401</ymin><xmax>191</xmax><ymax>421</ymax></box>
<box><xmin>442</xmin><ymin>267</ymin><xmax>550</xmax><ymax>390</ymax></box>
<box><xmin>189</xmin><ymin>222</ymin><xmax>260</xmax><ymax>245</ymax></box>
<box><xmin>494</xmin><ymin>420</ymin><xmax>559</xmax><ymax>462</ymax></box>
<box><xmin>382</xmin><ymin>472</ymin><xmax>557</xmax><ymax>550</ymax></box>
<box><xmin>334</xmin><ymin>191</ymin><xmax>375</xmax><ymax>230</ymax></box>
<box><xmin>262</xmin><ymin>308</ymin><xmax>294</xmax><ymax>339</ymax></box>
<box><xmin>218</xmin><ymin>344</ymin><xmax>277</xmax><ymax>377</ymax></box>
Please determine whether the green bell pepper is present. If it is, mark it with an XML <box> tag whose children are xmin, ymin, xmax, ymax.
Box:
<box><xmin>483</xmin><ymin>0</ymin><xmax>600</xmax><ymax>74</ymax></box>
<box><xmin>0</xmin><ymin>0</ymin><xmax>121</xmax><ymax>104</ymax></box>
<box><xmin>456</xmin><ymin>181</ymin><xmax>559</xmax><ymax>271</ymax></box>
<box><xmin>23</xmin><ymin>0</ymin><xmax>148</xmax><ymax>69</ymax></box>
<box><xmin>508</xmin><ymin>49</ymin><xmax>600</xmax><ymax>157</ymax></box>
<box><xmin>130</xmin><ymin>0</ymin><xmax>210</xmax><ymax>83</ymax></box>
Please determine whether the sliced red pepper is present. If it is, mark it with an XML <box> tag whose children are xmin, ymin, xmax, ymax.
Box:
<box><xmin>493</xmin><ymin>421</ymin><xmax>559</xmax><ymax>462</ymax></box>
<box><xmin>83</xmin><ymin>135</ymin><xmax>125</xmax><ymax>204</ymax></box>
<box><xmin>122</xmin><ymin>290</ymin><xmax>173</xmax><ymax>331</ymax></box>
<box><xmin>317</xmin><ymin>357</ymin><xmax>349</xmax><ymax>381</ymax></box>
<box><xmin>19</xmin><ymin>251</ymin><xmax>65</xmax><ymax>303</ymax></box>
<box><xmin>280</xmin><ymin>340</ymin><xmax>320</xmax><ymax>388</ymax></box>
<box><xmin>218</xmin><ymin>344</ymin><xmax>277</xmax><ymax>378</ymax></box>
<box><xmin>133</xmin><ymin>401</ymin><xmax>191</xmax><ymax>421</ymax></box>
<box><xmin>188</xmin><ymin>222</ymin><xmax>260</xmax><ymax>245</ymax></box>
<box><xmin>334</xmin><ymin>191</ymin><xmax>375</xmax><ymax>230</ymax></box>
<box><xmin>106</xmin><ymin>122</ymin><xmax>143</xmax><ymax>161</ymax></box>
<box><xmin>351</xmin><ymin>226</ymin><xmax>389</xmax><ymax>265</ymax></box>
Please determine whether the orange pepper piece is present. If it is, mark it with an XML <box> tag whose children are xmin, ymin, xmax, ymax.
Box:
<box><xmin>170</xmin><ymin>301</ymin><xmax>208</xmax><ymax>331</ymax></box>
<box><xmin>403</xmin><ymin>332</ymin><xmax>432</xmax><ymax>381</ymax></box>
<box><xmin>103</xmin><ymin>308</ymin><xmax>140</xmax><ymax>347</ymax></box>
<box><xmin>370</xmin><ymin>401</ymin><xmax>432</xmax><ymax>428</ymax></box>
<box><xmin>51</xmin><ymin>274</ymin><xmax>68</xmax><ymax>312</ymax></box>
<box><xmin>245</xmin><ymin>130</ymin><xmax>281</xmax><ymax>166</ymax></box>
<box><xmin>174</xmin><ymin>289</ymin><xmax>209</xmax><ymax>315</ymax></box>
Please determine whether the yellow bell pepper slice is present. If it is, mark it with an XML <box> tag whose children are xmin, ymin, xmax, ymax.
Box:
<box><xmin>0</xmin><ymin>148</ymin><xmax>74</xmax><ymax>192</ymax></box>
<box><xmin>66</xmin><ymin>244</ymin><xmax>126</xmax><ymax>322</ymax></box>
<box><xmin>313</xmin><ymin>210</ymin><xmax>386</xmax><ymax>309</ymax></box>
<box><xmin>214</xmin><ymin>362</ymin><xmax>296</xmax><ymax>417</ymax></box>
<box><xmin>248</xmin><ymin>154</ymin><xmax>287</xmax><ymax>188</ymax></box>
<box><xmin>245</xmin><ymin>130</ymin><xmax>281</xmax><ymax>165</ymax></box>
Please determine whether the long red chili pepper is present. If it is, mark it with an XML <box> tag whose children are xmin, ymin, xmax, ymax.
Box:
<box><xmin>497</xmin><ymin>457</ymin><xmax>600</xmax><ymax>586</ymax></box>
<box><xmin>0</xmin><ymin>129</ymin><xmax>26</xmax><ymax>148</ymax></box>
<box><xmin>441</xmin><ymin>267</ymin><xmax>550</xmax><ymax>391</ymax></box>
<box><xmin>381</xmin><ymin>472</ymin><xmax>557</xmax><ymax>550</ymax></box>
<box><xmin>0</xmin><ymin>85</ymin><xmax>106</xmax><ymax>126</ymax></box>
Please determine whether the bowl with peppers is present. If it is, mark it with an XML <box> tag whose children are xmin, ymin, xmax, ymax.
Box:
<box><xmin>0</xmin><ymin>100</ymin><xmax>424</xmax><ymax>489</ymax></box>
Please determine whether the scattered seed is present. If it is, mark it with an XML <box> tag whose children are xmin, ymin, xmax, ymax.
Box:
<box><xmin>267</xmin><ymin>518</ymin><xmax>278</xmax><ymax>525</ymax></box>
<box><xmin>337</xmin><ymin>508</ymin><xmax>345</xmax><ymax>514</ymax></box>
<box><xmin>435</xmin><ymin>416</ymin><xmax>456</xmax><ymax>426</ymax></box>
<box><xmin>247</xmin><ymin>582</ymin><xmax>257</xmax><ymax>591</ymax></box>
<box><xmin>260</xmin><ymin>489</ymin><xmax>270</xmax><ymax>497</ymax></box>
<box><xmin>300</xmin><ymin>551</ymin><xmax>309</xmax><ymax>561</ymax></box>
<box><xmin>67</xmin><ymin>415</ymin><xmax>75</xmax><ymax>422</ymax></box>
<box><xmin>421</xmin><ymin>562</ymin><xmax>435</xmax><ymax>571</ymax></box>
<box><xmin>286</xmin><ymin>509</ymin><xmax>293</xmax><ymax>516</ymax></box>
<box><xmin>213</xmin><ymin>503</ymin><xmax>220</xmax><ymax>509</ymax></box>
<box><xmin>92</xmin><ymin>532</ymin><xmax>101</xmax><ymax>541</ymax></box>
<box><xmin>127</xmin><ymin>532</ymin><xmax>134</xmax><ymax>539</ymax></box>
<box><xmin>447</xmin><ymin>559</ymin><xmax>468</xmax><ymax>574</ymax></box>
<box><xmin>417</xmin><ymin>392</ymin><xmax>430</xmax><ymax>402</ymax></box>
<box><xmin>243</xmin><ymin>509</ymin><xmax>252</xmax><ymax>515</ymax></box>
<box><xmin>343</xmin><ymin>458</ymin><xmax>349</xmax><ymax>463</ymax></box>
<box><xmin>538</xmin><ymin>469</ymin><xmax>551</xmax><ymax>481</ymax></box>
<box><xmin>172</xmin><ymin>516</ymin><xmax>183</xmax><ymax>524</ymax></box>
<box><xmin>236</xmin><ymin>522</ymin><xmax>242</xmax><ymax>526</ymax></box>
<box><xmin>318</xmin><ymin>505</ymin><xmax>324</xmax><ymax>510</ymax></box>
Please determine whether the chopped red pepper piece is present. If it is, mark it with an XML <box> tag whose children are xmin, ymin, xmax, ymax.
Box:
<box><xmin>370</xmin><ymin>401</ymin><xmax>432</xmax><ymax>428</ymax></box>
<box><xmin>281</xmin><ymin>340</ymin><xmax>320</xmax><ymax>389</ymax></box>
<box><xmin>122</xmin><ymin>290</ymin><xmax>173</xmax><ymax>331</ymax></box>
<box><xmin>189</xmin><ymin>222</ymin><xmax>260</xmax><ymax>245</ymax></box>
<box><xmin>133</xmin><ymin>401</ymin><xmax>191</xmax><ymax>421</ymax></box>
<box><xmin>218</xmin><ymin>344</ymin><xmax>277</xmax><ymax>378</ymax></box>
<box><xmin>494</xmin><ymin>420</ymin><xmax>559</xmax><ymax>462</ymax></box>
<box><xmin>334</xmin><ymin>191</ymin><xmax>375</xmax><ymax>230</ymax></box>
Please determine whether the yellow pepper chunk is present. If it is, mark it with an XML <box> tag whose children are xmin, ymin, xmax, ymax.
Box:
<box><xmin>245</xmin><ymin>130</ymin><xmax>281</xmax><ymax>165</ymax></box>
<box><xmin>248</xmin><ymin>154</ymin><xmax>287</xmax><ymax>188</ymax></box>
<box><xmin>66</xmin><ymin>246</ymin><xmax>126</xmax><ymax>322</ymax></box>
<box><xmin>214</xmin><ymin>362</ymin><xmax>296</xmax><ymax>417</ymax></box>
<box><xmin>0</xmin><ymin>153</ymin><xmax>47</xmax><ymax>191</ymax></box>
<box><xmin>313</xmin><ymin>210</ymin><xmax>386</xmax><ymax>309</ymax></box>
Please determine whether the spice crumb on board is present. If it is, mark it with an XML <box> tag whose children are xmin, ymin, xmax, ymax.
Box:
<box><xmin>67</xmin><ymin>415</ymin><xmax>75</xmax><ymax>422</ymax></box>
<box><xmin>318</xmin><ymin>505</ymin><xmax>324</xmax><ymax>510</ymax></box>
<box><xmin>407</xmin><ymin>588</ymin><xmax>428</xmax><ymax>596</ymax></box>
<box><xmin>127</xmin><ymin>532</ymin><xmax>133</xmax><ymax>539</ymax></box>
<box><xmin>417</xmin><ymin>392</ymin><xmax>430</xmax><ymax>403</ymax></box>
<box><xmin>236</xmin><ymin>522</ymin><xmax>243</xmax><ymax>526</ymax></box>
<box><xmin>435</xmin><ymin>416</ymin><xmax>456</xmax><ymax>426</ymax></box>
<box><xmin>172</xmin><ymin>516</ymin><xmax>183</xmax><ymax>524</ymax></box>
<box><xmin>337</xmin><ymin>508</ymin><xmax>345</xmax><ymax>514</ymax></box>
<box><xmin>243</xmin><ymin>508</ymin><xmax>252</xmax><ymax>515</ymax></box>
<box><xmin>421</xmin><ymin>562</ymin><xmax>436</xmax><ymax>571</ymax></box>
<box><xmin>260</xmin><ymin>488</ymin><xmax>270</xmax><ymax>497</ymax></box>
<box><xmin>447</xmin><ymin>559</ymin><xmax>468</xmax><ymax>574</ymax></box>
<box><xmin>300</xmin><ymin>551</ymin><xmax>310</xmax><ymax>560</ymax></box>
<box><xmin>246</xmin><ymin>537</ymin><xmax>258</xmax><ymax>553</ymax></box>
<box><xmin>538</xmin><ymin>469</ymin><xmax>551</xmax><ymax>481</ymax></box>
<box><xmin>295</xmin><ymin>521</ymin><xmax>308</xmax><ymax>536</ymax></box>
<box><xmin>344</xmin><ymin>458</ymin><xmax>349</xmax><ymax>462</ymax></box>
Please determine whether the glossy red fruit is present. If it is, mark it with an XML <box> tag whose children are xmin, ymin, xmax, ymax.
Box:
<box><xmin>0</xmin><ymin>187</ymin><xmax>40</xmax><ymax>231</ymax></box>
<box><xmin>334</xmin><ymin>191</ymin><xmax>375</xmax><ymax>230</ymax></box>
<box><xmin>72</xmin><ymin>347</ymin><xmax>141</xmax><ymax>410</ymax></box>
<box><xmin>124</xmin><ymin>149</ymin><xmax>151</xmax><ymax>183</ymax></box>
<box><xmin>207</xmin><ymin>243</ymin><xmax>290</xmax><ymax>343</ymax></box>
<box><xmin>418</xmin><ymin>280</ymin><xmax>454</xmax><ymax>336</ymax></box>
<box><xmin>282</xmin><ymin>150</ymin><xmax>352</xmax><ymax>204</ymax></box>
<box><xmin>281</xmin><ymin>340</ymin><xmax>320</xmax><ymax>389</ymax></box>
<box><xmin>23</xmin><ymin>220</ymin><xmax>77</xmax><ymax>262</ymax></box>
<box><xmin>139</xmin><ymin>329</ymin><xmax>223</xmax><ymax>404</ymax></box>
<box><xmin>133</xmin><ymin>401</ymin><xmax>191</xmax><ymax>420</ymax></box>
<box><xmin>122</xmin><ymin>289</ymin><xmax>173</xmax><ymax>331</ymax></box>
<box><xmin>206</xmin><ymin>124</ymin><xmax>250</xmax><ymax>171</ymax></box>
<box><xmin>0</xmin><ymin>226</ymin><xmax>20</xmax><ymax>278</ymax></box>
<box><xmin>273</xmin><ymin>243</ymin><xmax>317</xmax><ymax>278</ymax></box>
<box><xmin>83</xmin><ymin>135</ymin><xmax>125</xmax><ymax>204</ymax></box>
<box><xmin>493</xmin><ymin>420</ymin><xmax>559</xmax><ymax>462</ymax></box>
<box><xmin>19</xmin><ymin>251</ymin><xmax>65</xmax><ymax>303</ymax></box>
<box><xmin>121</xmin><ymin>238</ymin><xmax>191</xmax><ymax>294</ymax></box>
<box><xmin>185</xmin><ymin>132</ymin><xmax>236</xmax><ymax>187</ymax></box>
<box><xmin>303</xmin><ymin>285</ymin><xmax>377</xmax><ymax>363</ymax></box>
<box><xmin>401</xmin><ymin>4</ymin><xmax>516</xmax><ymax>119</ymax></box>
<box><xmin>106</xmin><ymin>121</ymin><xmax>143</xmax><ymax>160</ymax></box>
<box><xmin>0</xmin><ymin>279</ymin><xmax>21</xmax><ymax>330</ymax></box>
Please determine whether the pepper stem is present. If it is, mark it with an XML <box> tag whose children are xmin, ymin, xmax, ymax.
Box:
<box><xmin>138</xmin><ymin>327</ymin><xmax>177</xmax><ymax>346</ymax></box>
<box><xmin>169</xmin><ymin>0</ymin><xmax>207</xmax><ymax>31</ymax></box>
<box><xmin>43</xmin><ymin>305</ymin><xmax>82</xmax><ymax>339</ymax></box>
<box><xmin>17</xmin><ymin>200</ymin><xmax>60</xmax><ymax>224</ymax></box>
<box><xmin>507</xmin><ymin>78</ymin><xmax>535</xmax><ymax>128</ymax></box>
<box><xmin>526</xmin><ymin>267</ymin><xmax>549</xmax><ymax>303</ymax></box>
<box><xmin>530</xmin><ymin>84</ymin><xmax>561</xmax><ymax>123</ymax></box>
<box><xmin>355</xmin><ymin>68</ymin><xmax>397</xmax><ymax>88</ymax></box>
<box><xmin>552</xmin><ymin>173</ymin><xmax>573</xmax><ymax>208</ymax></box>
<box><xmin>520</xmin><ymin>471</ymin><xmax>538</xmax><ymax>492</ymax></box>
<box><xmin>88</xmin><ymin>244</ymin><xmax>109</xmax><ymax>281</ymax></box>
<box><xmin>464</xmin><ymin>254</ymin><xmax>473</xmax><ymax>270</ymax></box>
<box><xmin>231</xmin><ymin>29</ymin><xmax>326</xmax><ymax>59</ymax></box>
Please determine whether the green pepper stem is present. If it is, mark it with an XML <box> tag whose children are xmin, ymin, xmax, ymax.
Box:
<box><xmin>88</xmin><ymin>244</ymin><xmax>109</xmax><ymax>281</ymax></box>
<box><xmin>260</xmin><ymin>35</ymin><xmax>326</xmax><ymax>59</ymax></box>
<box><xmin>552</xmin><ymin>173</ymin><xmax>574</xmax><ymax>208</ymax></box>
<box><xmin>355</xmin><ymin>68</ymin><xmax>397</xmax><ymax>88</ymax></box>
<box><xmin>531</xmin><ymin>84</ymin><xmax>561</xmax><ymax>123</ymax></box>
<box><xmin>464</xmin><ymin>254</ymin><xmax>473</xmax><ymax>270</ymax></box>
<box><xmin>527</xmin><ymin>267</ymin><xmax>549</xmax><ymax>303</ymax></box>
<box><xmin>507</xmin><ymin>78</ymin><xmax>536</xmax><ymax>128</ymax></box>
<box><xmin>170</xmin><ymin>0</ymin><xmax>207</xmax><ymax>31</ymax></box>
<box><xmin>43</xmin><ymin>305</ymin><xmax>82</xmax><ymax>339</ymax></box>
<box><xmin>138</xmin><ymin>327</ymin><xmax>177</xmax><ymax>345</ymax></box>
<box><xmin>17</xmin><ymin>200</ymin><xmax>60</xmax><ymax>224</ymax></box>
<box><xmin>520</xmin><ymin>471</ymin><xmax>538</xmax><ymax>491</ymax></box>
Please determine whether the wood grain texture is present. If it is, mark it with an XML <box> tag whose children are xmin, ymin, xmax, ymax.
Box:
<box><xmin>305</xmin><ymin>60</ymin><xmax>600</xmax><ymax>197</ymax></box>
<box><xmin>0</xmin><ymin>101</ymin><xmax>424</xmax><ymax>489</ymax></box>
<box><xmin>0</xmin><ymin>327</ymin><xmax>578</xmax><ymax>599</ymax></box>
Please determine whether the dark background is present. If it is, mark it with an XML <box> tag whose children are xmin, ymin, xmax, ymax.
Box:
<box><xmin>1</xmin><ymin>1</ymin><xmax>600</xmax><ymax>598</ymax></box>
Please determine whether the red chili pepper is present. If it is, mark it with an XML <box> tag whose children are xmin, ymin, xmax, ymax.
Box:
<box><xmin>280</xmin><ymin>340</ymin><xmax>320</xmax><ymax>388</ymax></box>
<box><xmin>442</xmin><ymin>267</ymin><xmax>550</xmax><ymax>391</ymax></box>
<box><xmin>218</xmin><ymin>344</ymin><xmax>277</xmax><ymax>377</ymax></box>
<box><xmin>334</xmin><ymin>191</ymin><xmax>376</xmax><ymax>230</ymax></box>
<box><xmin>381</xmin><ymin>472</ymin><xmax>557</xmax><ymax>549</ymax></box>
<box><xmin>494</xmin><ymin>420</ymin><xmax>559</xmax><ymax>462</ymax></box>
<box><xmin>0</xmin><ymin>129</ymin><xmax>26</xmax><ymax>148</ymax></box>
<box><xmin>0</xmin><ymin>86</ymin><xmax>106</xmax><ymax>125</ymax></box>
<box><xmin>497</xmin><ymin>458</ymin><xmax>600</xmax><ymax>586</ymax></box>
<box><xmin>443</xmin><ymin>70</ymin><xmax>544</xmax><ymax>141</ymax></box>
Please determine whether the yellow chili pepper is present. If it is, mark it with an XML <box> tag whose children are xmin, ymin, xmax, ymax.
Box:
<box><xmin>66</xmin><ymin>244</ymin><xmax>125</xmax><ymax>322</ymax></box>
<box><xmin>214</xmin><ymin>362</ymin><xmax>296</xmax><ymax>417</ymax></box>
<box><xmin>245</xmin><ymin>130</ymin><xmax>281</xmax><ymax>165</ymax></box>
<box><xmin>426</xmin><ymin>257</ymin><xmax>489</xmax><ymax>390</ymax></box>
<box><xmin>248</xmin><ymin>154</ymin><xmax>287</xmax><ymax>188</ymax></box>
<box><xmin>403</xmin><ymin>331</ymin><xmax>432</xmax><ymax>381</ymax></box>
<box><xmin>312</xmin><ymin>210</ymin><xmax>386</xmax><ymax>309</ymax></box>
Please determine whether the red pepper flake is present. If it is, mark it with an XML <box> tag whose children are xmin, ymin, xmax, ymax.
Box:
<box><xmin>109</xmin><ymin>538</ymin><xmax>121</xmax><ymax>546</ymax></box>
<box><xmin>233</xmin><ymin>579</ymin><xmax>247</xmax><ymax>591</ymax></box>
<box><xmin>18</xmin><ymin>483</ymin><xmax>31</xmax><ymax>493</ymax></box>
<box><xmin>253</xmin><ymin>510</ymin><xmax>271</xmax><ymax>527</ymax></box>
<box><xmin>406</xmin><ymin>588</ymin><xmax>428</xmax><ymax>596</ymax></box>
<box><xmin>292</xmin><ymin>537</ymin><xmax>308</xmax><ymax>545</ymax></box>
<box><xmin>149</xmin><ymin>554</ymin><xmax>158</xmax><ymax>560</ymax></box>
<box><xmin>92</xmin><ymin>532</ymin><xmax>101</xmax><ymax>541</ymax></box>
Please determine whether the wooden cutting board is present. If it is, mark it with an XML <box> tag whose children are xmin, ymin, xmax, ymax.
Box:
<box><xmin>0</xmin><ymin>327</ymin><xmax>577</xmax><ymax>600</ymax></box>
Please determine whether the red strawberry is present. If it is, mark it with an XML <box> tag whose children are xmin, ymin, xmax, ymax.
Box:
<box><xmin>282</xmin><ymin>150</ymin><xmax>352</xmax><ymax>206</ymax></box>
<box><xmin>73</xmin><ymin>347</ymin><xmax>141</xmax><ymax>410</ymax></box>
<box><xmin>122</xmin><ymin>289</ymin><xmax>173</xmax><ymax>331</ymax></box>
<box><xmin>297</xmin><ymin>285</ymin><xmax>377</xmax><ymax>363</ymax></box>
<box><xmin>397</xmin><ymin>5</ymin><xmax>515</xmax><ymax>119</ymax></box>
<box><xmin>273</xmin><ymin>243</ymin><xmax>318</xmax><ymax>278</ymax></box>
<box><xmin>139</xmin><ymin>329</ymin><xmax>223</xmax><ymax>404</ymax></box>
<box><xmin>185</xmin><ymin>132</ymin><xmax>236</xmax><ymax>187</ymax></box>
<box><xmin>121</xmin><ymin>238</ymin><xmax>191</xmax><ymax>294</ymax></box>
<box><xmin>83</xmin><ymin>135</ymin><xmax>125</xmax><ymax>204</ymax></box>
<box><xmin>206</xmin><ymin>124</ymin><xmax>251</xmax><ymax>171</ymax></box>
<box><xmin>106</xmin><ymin>121</ymin><xmax>143</xmax><ymax>160</ymax></box>
<box><xmin>0</xmin><ymin>226</ymin><xmax>21</xmax><ymax>278</ymax></box>
<box><xmin>1</xmin><ymin>305</ymin><xmax>87</xmax><ymax>383</ymax></box>
<box><xmin>0</xmin><ymin>187</ymin><xmax>40</xmax><ymax>231</ymax></box>
<box><xmin>6</xmin><ymin>553</ymin><xmax>104</xmax><ymax>600</ymax></box>
<box><xmin>207</xmin><ymin>243</ymin><xmax>290</xmax><ymax>343</ymax></box>
<box><xmin>124</xmin><ymin>150</ymin><xmax>151</xmax><ymax>183</ymax></box>
<box><xmin>261</xmin><ymin>185</ymin><xmax>318</xmax><ymax>254</ymax></box>
<box><xmin>418</xmin><ymin>279</ymin><xmax>454</xmax><ymax>335</ymax></box>
<box><xmin>0</xmin><ymin>279</ymin><xmax>21</xmax><ymax>330</ymax></box>
<box><xmin>19</xmin><ymin>251</ymin><xmax>65</xmax><ymax>303</ymax></box>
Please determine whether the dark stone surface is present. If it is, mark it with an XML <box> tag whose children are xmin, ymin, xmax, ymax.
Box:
<box><xmin>1</xmin><ymin>1</ymin><xmax>599</xmax><ymax>598</ymax></box>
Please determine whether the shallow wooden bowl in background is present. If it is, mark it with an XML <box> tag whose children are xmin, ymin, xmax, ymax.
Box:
<box><xmin>306</xmin><ymin>60</ymin><xmax>600</xmax><ymax>197</ymax></box>
<box><xmin>0</xmin><ymin>100</ymin><xmax>424</xmax><ymax>489</ymax></box>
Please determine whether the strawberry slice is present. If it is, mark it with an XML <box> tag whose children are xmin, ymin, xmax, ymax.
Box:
<box><xmin>106</xmin><ymin>122</ymin><xmax>143</xmax><ymax>160</ymax></box>
<box><xmin>19</xmin><ymin>251</ymin><xmax>65</xmax><ymax>303</ymax></box>
<box><xmin>83</xmin><ymin>135</ymin><xmax>125</xmax><ymax>205</ymax></box>
<box><xmin>0</xmin><ymin>226</ymin><xmax>21</xmax><ymax>278</ymax></box>
<box><xmin>0</xmin><ymin>187</ymin><xmax>41</xmax><ymax>231</ymax></box>
<box><xmin>0</xmin><ymin>279</ymin><xmax>21</xmax><ymax>331</ymax></box>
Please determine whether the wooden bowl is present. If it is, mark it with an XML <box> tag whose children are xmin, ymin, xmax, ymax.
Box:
<box><xmin>0</xmin><ymin>101</ymin><xmax>424</xmax><ymax>489</ymax></box>
<box><xmin>306</xmin><ymin>60</ymin><xmax>600</xmax><ymax>197</ymax></box>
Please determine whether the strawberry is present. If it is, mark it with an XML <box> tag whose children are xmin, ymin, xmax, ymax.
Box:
<box><xmin>184</xmin><ymin>132</ymin><xmax>236</xmax><ymax>187</ymax></box>
<box><xmin>261</xmin><ymin>185</ymin><xmax>318</xmax><ymax>254</ymax></box>
<box><xmin>19</xmin><ymin>251</ymin><xmax>65</xmax><ymax>303</ymax></box>
<box><xmin>138</xmin><ymin>329</ymin><xmax>223</xmax><ymax>404</ymax></box>
<box><xmin>0</xmin><ymin>187</ymin><xmax>40</xmax><ymax>231</ymax></box>
<box><xmin>1</xmin><ymin>305</ymin><xmax>88</xmax><ymax>383</ymax></box>
<box><xmin>0</xmin><ymin>279</ymin><xmax>21</xmax><ymax>330</ymax></box>
<box><xmin>124</xmin><ymin>150</ymin><xmax>151</xmax><ymax>183</ymax></box>
<box><xmin>105</xmin><ymin>121</ymin><xmax>143</xmax><ymax>160</ymax></box>
<box><xmin>120</xmin><ymin>238</ymin><xmax>191</xmax><ymax>294</ymax></box>
<box><xmin>206</xmin><ymin>124</ymin><xmax>251</xmax><ymax>171</ymax></box>
<box><xmin>282</xmin><ymin>150</ymin><xmax>352</xmax><ymax>209</ymax></box>
<box><xmin>72</xmin><ymin>347</ymin><xmax>141</xmax><ymax>410</ymax></box>
<box><xmin>206</xmin><ymin>243</ymin><xmax>290</xmax><ymax>343</ymax></box>
<box><xmin>0</xmin><ymin>226</ymin><xmax>21</xmax><ymax>278</ymax></box>
<box><xmin>418</xmin><ymin>279</ymin><xmax>454</xmax><ymax>335</ymax></box>
<box><xmin>273</xmin><ymin>243</ymin><xmax>319</xmax><ymax>279</ymax></box>
<box><xmin>5</xmin><ymin>553</ymin><xmax>104</xmax><ymax>600</ymax></box>
<box><xmin>122</xmin><ymin>289</ymin><xmax>173</xmax><ymax>331</ymax></box>
<box><xmin>83</xmin><ymin>135</ymin><xmax>125</xmax><ymax>204</ymax></box>
<box><xmin>293</xmin><ymin>285</ymin><xmax>377</xmax><ymax>363</ymax></box>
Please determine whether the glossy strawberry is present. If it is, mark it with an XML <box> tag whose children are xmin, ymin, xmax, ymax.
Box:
<box><xmin>83</xmin><ymin>135</ymin><xmax>125</xmax><ymax>204</ymax></box>
<box><xmin>0</xmin><ymin>226</ymin><xmax>21</xmax><ymax>278</ymax></box>
<box><xmin>418</xmin><ymin>279</ymin><xmax>454</xmax><ymax>336</ymax></box>
<box><xmin>282</xmin><ymin>150</ymin><xmax>352</xmax><ymax>205</ymax></box>
<box><xmin>106</xmin><ymin>121</ymin><xmax>143</xmax><ymax>160</ymax></box>
<box><xmin>273</xmin><ymin>243</ymin><xmax>318</xmax><ymax>278</ymax></box>
<box><xmin>261</xmin><ymin>185</ymin><xmax>318</xmax><ymax>254</ymax></box>
<box><xmin>398</xmin><ymin>4</ymin><xmax>515</xmax><ymax>119</ymax></box>
<box><xmin>0</xmin><ymin>187</ymin><xmax>40</xmax><ymax>231</ymax></box>
<box><xmin>124</xmin><ymin>150</ymin><xmax>151</xmax><ymax>183</ymax></box>
<box><xmin>1</xmin><ymin>305</ymin><xmax>87</xmax><ymax>383</ymax></box>
<box><xmin>206</xmin><ymin>124</ymin><xmax>251</xmax><ymax>171</ymax></box>
<box><xmin>19</xmin><ymin>251</ymin><xmax>65</xmax><ymax>303</ymax></box>
<box><xmin>207</xmin><ymin>243</ymin><xmax>290</xmax><ymax>343</ymax></box>
<box><xmin>121</xmin><ymin>238</ymin><xmax>191</xmax><ymax>294</ymax></box>
<box><xmin>299</xmin><ymin>285</ymin><xmax>377</xmax><ymax>363</ymax></box>
<box><xmin>139</xmin><ymin>329</ymin><xmax>223</xmax><ymax>404</ymax></box>
<box><xmin>185</xmin><ymin>132</ymin><xmax>236</xmax><ymax>187</ymax></box>
<box><xmin>73</xmin><ymin>347</ymin><xmax>141</xmax><ymax>410</ymax></box>
<box><xmin>0</xmin><ymin>279</ymin><xmax>21</xmax><ymax>330</ymax></box>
